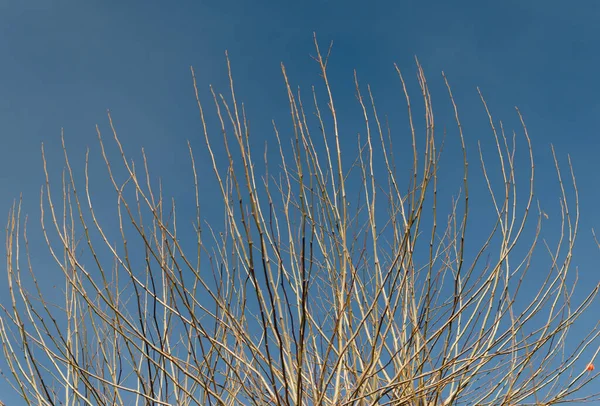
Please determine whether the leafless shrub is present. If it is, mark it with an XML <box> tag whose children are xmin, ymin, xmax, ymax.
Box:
<box><xmin>2</xmin><ymin>37</ymin><xmax>599</xmax><ymax>406</ymax></box>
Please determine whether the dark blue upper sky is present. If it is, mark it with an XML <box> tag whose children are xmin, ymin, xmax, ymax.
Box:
<box><xmin>1</xmin><ymin>1</ymin><xmax>600</xmax><ymax>404</ymax></box>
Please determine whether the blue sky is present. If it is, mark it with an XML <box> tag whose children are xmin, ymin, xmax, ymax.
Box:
<box><xmin>1</xmin><ymin>1</ymin><xmax>600</xmax><ymax>404</ymax></box>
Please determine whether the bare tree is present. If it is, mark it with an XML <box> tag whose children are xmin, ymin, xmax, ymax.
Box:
<box><xmin>2</xmin><ymin>37</ymin><xmax>599</xmax><ymax>406</ymax></box>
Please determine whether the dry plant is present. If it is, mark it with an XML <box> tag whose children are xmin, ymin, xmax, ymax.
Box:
<box><xmin>2</xmin><ymin>37</ymin><xmax>600</xmax><ymax>406</ymax></box>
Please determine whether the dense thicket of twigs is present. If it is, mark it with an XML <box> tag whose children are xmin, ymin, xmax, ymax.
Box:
<box><xmin>2</xmin><ymin>38</ymin><xmax>600</xmax><ymax>405</ymax></box>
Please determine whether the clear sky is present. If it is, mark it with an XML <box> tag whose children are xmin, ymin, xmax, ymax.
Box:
<box><xmin>1</xmin><ymin>1</ymin><xmax>600</xmax><ymax>404</ymax></box>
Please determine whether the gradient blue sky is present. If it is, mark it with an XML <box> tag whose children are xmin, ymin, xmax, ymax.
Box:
<box><xmin>1</xmin><ymin>1</ymin><xmax>600</xmax><ymax>404</ymax></box>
